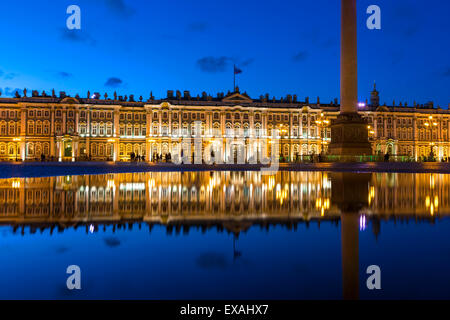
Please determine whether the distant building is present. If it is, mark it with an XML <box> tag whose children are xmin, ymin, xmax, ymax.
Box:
<box><xmin>0</xmin><ymin>86</ymin><xmax>449</xmax><ymax>161</ymax></box>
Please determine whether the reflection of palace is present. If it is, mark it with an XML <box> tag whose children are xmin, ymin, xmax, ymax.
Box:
<box><xmin>0</xmin><ymin>172</ymin><xmax>448</xmax><ymax>234</ymax></box>
<box><xmin>0</xmin><ymin>85</ymin><xmax>449</xmax><ymax>162</ymax></box>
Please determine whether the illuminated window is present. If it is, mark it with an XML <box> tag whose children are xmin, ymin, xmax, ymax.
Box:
<box><xmin>43</xmin><ymin>121</ymin><xmax>50</xmax><ymax>135</ymax></box>
<box><xmin>106</xmin><ymin>123</ymin><xmax>112</xmax><ymax>136</ymax></box>
<box><xmin>8</xmin><ymin>122</ymin><xmax>15</xmax><ymax>135</ymax></box>
<box><xmin>27</xmin><ymin>121</ymin><xmax>34</xmax><ymax>135</ymax></box>
<box><xmin>36</xmin><ymin>121</ymin><xmax>42</xmax><ymax>135</ymax></box>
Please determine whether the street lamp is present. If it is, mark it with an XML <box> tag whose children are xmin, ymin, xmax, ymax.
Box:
<box><xmin>424</xmin><ymin>116</ymin><xmax>438</xmax><ymax>159</ymax></box>
<box><xmin>315</xmin><ymin>113</ymin><xmax>330</xmax><ymax>154</ymax></box>
<box><xmin>367</xmin><ymin>125</ymin><xmax>375</xmax><ymax>139</ymax></box>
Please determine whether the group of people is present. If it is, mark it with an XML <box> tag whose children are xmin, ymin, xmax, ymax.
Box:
<box><xmin>151</xmin><ymin>152</ymin><xmax>172</xmax><ymax>163</ymax></box>
<box><xmin>129</xmin><ymin>152</ymin><xmax>145</xmax><ymax>162</ymax></box>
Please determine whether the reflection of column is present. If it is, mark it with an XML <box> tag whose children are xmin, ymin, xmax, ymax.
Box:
<box><xmin>19</xmin><ymin>184</ymin><xmax>25</xmax><ymax>215</ymax></box>
<box><xmin>341</xmin><ymin>212</ymin><xmax>359</xmax><ymax>300</ymax></box>
<box><xmin>331</xmin><ymin>172</ymin><xmax>370</xmax><ymax>300</ymax></box>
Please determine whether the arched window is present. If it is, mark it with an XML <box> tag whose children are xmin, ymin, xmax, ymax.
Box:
<box><xmin>212</xmin><ymin>122</ymin><xmax>220</xmax><ymax>137</ymax></box>
<box><xmin>107</xmin><ymin>144</ymin><xmax>113</xmax><ymax>157</ymax></box>
<box><xmin>99</xmin><ymin>122</ymin><xmax>105</xmax><ymax>136</ymax></box>
<box><xmin>91</xmin><ymin>143</ymin><xmax>97</xmax><ymax>156</ymax></box>
<box><xmin>27</xmin><ymin>143</ymin><xmax>34</xmax><ymax>156</ymax></box>
<box><xmin>126</xmin><ymin>144</ymin><xmax>132</xmax><ymax>155</ymax></box>
<box><xmin>27</xmin><ymin>121</ymin><xmax>34</xmax><ymax>135</ymax></box>
<box><xmin>67</xmin><ymin>121</ymin><xmax>74</xmax><ymax>134</ymax></box>
<box><xmin>43</xmin><ymin>143</ymin><xmax>50</xmax><ymax>155</ymax></box>
<box><xmin>80</xmin><ymin>123</ymin><xmax>87</xmax><ymax>135</ymax></box>
<box><xmin>36</xmin><ymin>121</ymin><xmax>42</xmax><ymax>135</ymax></box>
<box><xmin>8</xmin><ymin>144</ymin><xmax>15</xmax><ymax>155</ymax></box>
<box><xmin>283</xmin><ymin>144</ymin><xmax>289</xmax><ymax>157</ymax></box>
<box><xmin>43</xmin><ymin>121</ymin><xmax>50</xmax><ymax>135</ymax></box>
<box><xmin>35</xmin><ymin>143</ymin><xmax>42</xmax><ymax>156</ymax></box>
<box><xmin>234</xmin><ymin>123</ymin><xmax>241</xmax><ymax>137</ymax></box>
<box><xmin>0</xmin><ymin>143</ymin><xmax>6</xmax><ymax>155</ymax></box>
<box><xmin>0</xmin><ymin>121</ymin><xmax>6</xmax><ymax>136</ymax></box>
<box><xmin>190</xmin><ymin>123</ymin><xmax>197</xmax><ymax>136</ymax></box>
<box><xmin>55</xmin><ymin>122</ymin><xmax>62</xmax><ymax>135</ymax></box>
<box><xmin>162</xmin><ymin>124</ymin><xmax>168</xmax><ymax>136</ymax></box>
<box><xmin>91</xmin><ymin>122</ymin><xmax>98</xmax><ymax>136</ymax></box>
<box><xmin>293</xmin><ymin>144</ymin><xmax>299</xmax><ymax>155</ymax></box>
<box><xmin>8</xmin><ymin>121</ymin><xmax>15</xmax><ymax>135</ymax></box>
<box><xmin>226</xmin><ymin>123</ymin><xmax>233</xmax><ymax>137</ymax></box>
<box><xmin>255</xmin><ymin>123</ymin><xmax>261</xmax><ymax>138</ymax></box>
<box><xmin>302</xmin><ymin>144</ymin><xmax>308</xmax><ymax>155</ymax></box>
<box><xmin>134</xmin><ymin>144</ymin><xmax>140</xmax><ymax>155</ymax></box>
<box><xmin>172</xmin><ymin>123</ymin><xmax>179</xmax><ymax>136</ymax></box>
<box><xmin>106</xmin><ymin>123</ymin><xmax>112</xmax><ymax>136</ymax></box>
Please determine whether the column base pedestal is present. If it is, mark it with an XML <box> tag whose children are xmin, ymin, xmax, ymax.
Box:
<box><xmin>329</xmin><ymin>113</ymin><xmax>372</xmax><ymax>156</ymax></box>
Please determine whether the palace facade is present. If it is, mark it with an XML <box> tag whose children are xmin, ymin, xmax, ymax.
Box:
<box><xmin>0</xmin><ymin>86</ymin><xmax>449</xmax><ymax>162</ymax></box>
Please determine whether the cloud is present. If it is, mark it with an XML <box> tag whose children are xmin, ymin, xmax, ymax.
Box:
<box><xmin>292</xmin><ymin>51</ymin><xmax>308</xmax><ymax>62</ymax></box>
<box><xmin>4</xmin><ymin>73</ymin><xmax>17</xmax><ymax>80</ymax></box>
<box><xmin>240</xmin><ymin>58</ymin><xmax>254</xmax><ymax>67</ymax></box>
<box><xmin>103</xmin><ymin>236</ymin><xmax>121</xmax><ymax>247</ymax></box>
<box><xmin>57</xmin><ymin>71</ymin><xmax>72</xmax><ymax>78</ymax></box>
<box><xmin>442</xmin><ymin>68</ymin><xmax>450</xmax><ymax>77</ymax></box>
<box><xmin>390</xmin><ymin>50</ymin><xmax>405</xmax><ymax>66</ymax></box>
<box><xmin>0</xmin><ymin>70</ymin><xmax>17</xmax><ymax>80</ymax></box>
<box><xmin>60</xmin><ymin>28</ymin><xmax>96</xmax><ymax>46</ymax></box>
<box><xmin>320</xmin><ymin>38</ymin><xmax>337</xmax><ymax>49</ymax></box>
<box><xmin>298</xmin><ymin>27</ymin><xmax>337</xmax><ymax>50</ymax></box>
<box><xmin>196</xmin><ymin>56</ymin><xmax>254</xmax><ymax>73</ymax></box>
<box><xmin>196</xmin><ymin>252</ymin><xmax>228</xmax><ymax>269</ymax></box>
<box><xmin>103</xmin><ymin>0</ymin><xmax>135</xmax><ymax>17</ymax></box>
<box><xmin>0</xmin><ymin>88</ymin><xmax>23</xmax><ymax>97</ymax></box>
<box><xmin>393</xmin><ymin>2</ymin><xmax>421</xmax><ymax>38</ymax></box>
<box><xmin>197</xmin><ymin>56</ymin><xmax>231</xmax><ymax>73</ymax></box>
<box><xmin>105</xmin><ymin>77</ymin><xmax>123</xmax><ymax>87</ymax></box>
<box><xmin>402</xmin><ymin>25</ymin><xmax>419</xmax><ymax>38</ymax></box>
<box><xmin>54</xmin><ymin>246</ymin><xmax>70</xmax><ymax>254</ymax></box>
<box><xmin>187</xmin><ymin>22</ymin><xmax>208</xmax><ymax>32</ymax></box>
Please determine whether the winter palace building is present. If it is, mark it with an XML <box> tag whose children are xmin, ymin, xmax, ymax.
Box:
<box><xmin>0</xmin><ymin>85</ymin><xmax>449</xmax><ymax>162</ymax></box>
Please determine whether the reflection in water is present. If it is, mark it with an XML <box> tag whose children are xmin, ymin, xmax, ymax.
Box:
<box><xmin>1</xmin><ymin>171</ymin><xmax>448</xmax><ymax>230</ymax></box>
<box><xmin>1</xmin><ymin>171</ymin><xmax>450</xmax><ymax>299</ymax></box>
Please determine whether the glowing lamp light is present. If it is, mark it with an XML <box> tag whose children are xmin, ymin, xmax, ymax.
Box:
<box><xmin>358</xmin><ymin>102</ymin><xmax>366</xmax><ymax>108</ymax></box>
<box><xmin>359</xmin><ymin>215</ymin><xmax>366</xmax><ymax>231</ymax></box>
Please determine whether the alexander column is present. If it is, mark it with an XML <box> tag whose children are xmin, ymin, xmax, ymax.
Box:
<box><xmin>329</xmin><ymin>0</ymin><xmax>372</xmax><ymax>156</ymax></box>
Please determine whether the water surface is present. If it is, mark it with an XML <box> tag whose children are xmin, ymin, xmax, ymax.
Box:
<box><xmin>0</xmin><ymin>171</ymin><xmax>449</xmax><ymax>299</ymax></box>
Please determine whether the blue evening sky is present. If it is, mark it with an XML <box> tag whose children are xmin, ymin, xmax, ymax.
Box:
<box><xmin>0</xmin><ymin>0</ymin><xmax>449</xmax><ymax>107</ymax></box>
